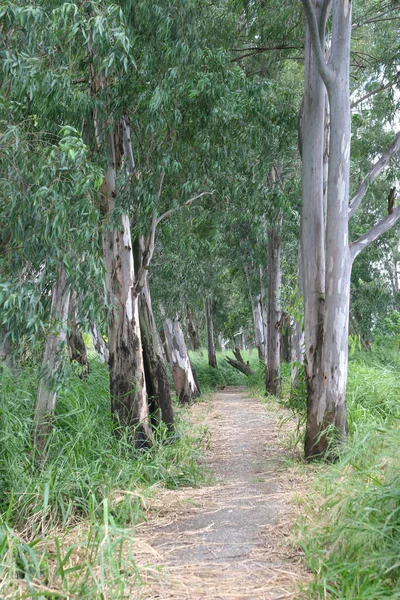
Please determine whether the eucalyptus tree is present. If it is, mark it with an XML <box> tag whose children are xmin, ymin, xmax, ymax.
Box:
<box><xmin>300</xmin><ymin>0</ymin><xmax>400</xmax><ymax>458</ymax></box>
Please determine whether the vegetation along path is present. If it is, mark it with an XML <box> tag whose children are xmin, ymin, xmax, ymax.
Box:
<box><xmin>135</xmin><ymin>387</ymin><xmax>309</xmax><ymax>599</ymax></box>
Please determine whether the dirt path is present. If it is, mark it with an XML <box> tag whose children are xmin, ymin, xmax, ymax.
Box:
<box><xmin>135</xmin><ymin>387</ymin><xmax>309</xmax><ymax>599</ymax></box>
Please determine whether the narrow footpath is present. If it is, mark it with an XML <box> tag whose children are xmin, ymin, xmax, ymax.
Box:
<box><xmin>135</xmin><ymin>387</ymin><xmax>310</xmax><ymax>599</ymax></box>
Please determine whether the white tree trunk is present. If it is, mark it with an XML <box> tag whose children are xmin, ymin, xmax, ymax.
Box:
<box><xmin>33</xmin><ymin>265</ymin><xmax>70</xmax><ymax>454</ymax></box>
<box><xmin>300</xmin><ymin>0</ymin><xmax>329</xmax><ymax>457</ymax></box>
<box><xmin>163</xmin><ymin>317</ymin><xmax>200</xmax><ymax>404</ymax></box>
<box><xmin>90</xmin><ymin>321</ymin><xmax>109</xmax><ymax>364</ymax></box>
<box><xmin>244</xmin><ymin>264</ymin><xmax>265</xmax><ymax>361</ymax></box>
<box><xmin>301</xmin><ymin>0</ymin><xmax>400</xmax><ymax>458</ymax></box>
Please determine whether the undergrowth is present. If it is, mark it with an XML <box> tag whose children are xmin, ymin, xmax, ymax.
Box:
<box><xmin>0</xmin><ymin>357</ymin><xmax>208</xmax><ymax>598</ymax></box>
<box><xmin>190</xmin><ymin>348</ymin><xmax>260</xmax><ymax>390</ymax></box>
<box><xmin>284</xmin><ymin>348</ymin><xmax>400</xmax><ymax>599</ymax></box>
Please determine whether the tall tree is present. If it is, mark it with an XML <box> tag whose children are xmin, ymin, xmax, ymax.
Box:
<box><xmin>300</xmin><ymin>0</ymin><xmax>400</xmax><ymax>458</ymax></box>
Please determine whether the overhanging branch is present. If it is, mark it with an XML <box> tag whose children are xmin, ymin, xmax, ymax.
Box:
<box><xmin>348</xmin><ymin>131</ymin><xmax>400</xmax><ymax>218</ymax></box>
<box><xmin>351</xmin><ymin>204</ymin><xmax>400</xmax><ymax>262</ymax></box>
<box><xmin>135</xmin><ymin>190</ymin><xmax>215</xmax><ymax>292</ymax></box>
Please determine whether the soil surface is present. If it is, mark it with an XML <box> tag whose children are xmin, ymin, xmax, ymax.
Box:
<box><xmin>135</xmin><ymin>387</ymin><xmax>309</xmax><ymax>599</ymax></box>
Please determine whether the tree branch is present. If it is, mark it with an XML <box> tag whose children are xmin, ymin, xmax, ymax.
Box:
<box><xmin>301</xmin><ymin>0</ymin><xmax>333</xmax><ymax>86</ymax></box>
<box><xmin>351</xmin><ymin>205</ymin><xmax>400</xmax><ymax>262</ymax></box>
<box><xmin>319</xmin><ymin>0</ymin><xmax>332</xmax><ymax>41</ymax></box>
<box><xmin>155</xmin><ymin>191</ymin><xmax>214</xmax><ymax>227</ymax></box>
<box><xmin>135</xmin><ymin>191</ymin><xmax>215</xmax><ymax>292</ymax></box>
<box><xmin>351</xmin><ymin>72</ymin><xmax>400</xmax><ymax>109</ymax></box>
<box><xmin>348</xmin><ymin>131</ymin><xmax>400</xmax><ymax>218</ymax></box>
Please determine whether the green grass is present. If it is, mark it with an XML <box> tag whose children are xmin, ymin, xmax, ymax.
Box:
<box><xmin>294</xmin><ymin>348</ymin><xmax>400</xmax><ymax>599</ymax></box>
<box><xmin>190</xmin><ymin>348</ymin><xmax>262</xmax><ymax>391</ymax></box>
<box><xmin>0</xmin><ymin>357</ymin><xmax>208</xmax><ymax>598</ymax></box>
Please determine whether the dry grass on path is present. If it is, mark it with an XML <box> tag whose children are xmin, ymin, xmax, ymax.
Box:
<box><xmin>132</xmin><ymin>388</ymin><xmax>313</xmax><ymax>600</ymax></box>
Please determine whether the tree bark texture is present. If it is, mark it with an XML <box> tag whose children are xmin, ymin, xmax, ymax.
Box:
<box><xmin>291</xmin><ymin>251</ymin><xmax>305</xmax><ymax>390</ymax></box>
<box><xmin>266</xmin><ymin>226</ymin><xmax>282</xmax><ymax>396</ymax></box>
<box><xmin>138</xmin><ymin>266</ymin><xmax>174</xmax><ymax>432</ymax></box>
<box><xmin>205</xmin><ymin>298</ymin><xmax>217</xmax><ymax>368</ymax></box>
<box><xmin>185</xmin><ymin>305</ymin><xmax>200</xmax><ymax>351</ymax></box>
<box><xmin>301</xmin><ymin>0</ymin><xmax>352</xmax><ymax>458</ymax></box>
<box><xmin>244</xmin><ymin>264</ymin><xmax>265</xmax><ymax>361</ymax></box>
<box><xmin>163</xmin><ymin>317</ymin><xmax>200</xmax><ymax>404</ymax></box>
<box><xmin>67</xmin><ymin>291</ymin><xmax>89</xmax><ymax>378</ymax></box>
<box><xmin>33</xmin><ymin>265</ymin><xmax>70</xmax><ymax>454</ymax></box>
<box><xmin>300</xmin><ymin>0</ymin><xmax>329</xmax><ymax>458</ymax></box>
<box><xmin>90</xmin><ymin>321</ymin><xmax>109</xmax><ymax>364</ymax></box>
<box><xmin>280</xmin><ymin>312</ymin><xmax>291</xmax><ymax>363</ymax></box>
<box><xmin>102</xmin><ymin>126</ymin><xmax>151</xmax><ymax>447</ymax></box>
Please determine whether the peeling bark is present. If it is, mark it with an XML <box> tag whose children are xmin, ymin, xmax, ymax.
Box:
<box><xmin>185</xmin><ymin>305</ymin><xmax>200</xmax><ymax>351</ymax></box>
<box><xmin>33</xmin><ymin>265</ymin><xmax>70</xmax><ymax>455</ymax></box>
<box><xmin>102</xmin><ymin>126</ymin><xmax>152</xmax><ymax>447</ymax></box>
<box><xmin>136</xmin><ymin>237</ymin><xmax>174</xmax><ymax>432</ymax></box>
<box><xmin>163</xmin><ymin>317</ymin><xmax>200</xmax><ymax>404</ymax></box>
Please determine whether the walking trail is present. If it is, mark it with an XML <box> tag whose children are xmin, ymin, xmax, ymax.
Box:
<box><xmin>134</xmin><ymin>387</ymin><xmax>310</xmax><ymax>599</ymax></box>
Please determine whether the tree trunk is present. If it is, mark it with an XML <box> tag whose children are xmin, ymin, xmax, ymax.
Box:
<box><xmin>33</xmin><ymin>265</ymin><xmax>70</xmax><ymax>454</ymax></box>
<box><xmin>266</xmin><ymin>225</ymin><xmax>282</xmax><ymax>396</ymax></box>
<box><xmin>280</xmin><ymin>312</ymin><xmax>291</xmax><ymax>363</ymax></box>
<box><xmin>67</xmin><ymin>291</ymin><xmax>89</xmax><ymax>379</ymax></box>
<box><xmin>301</xmin><ymin>0</ymin><xmax>352</xmax><ymax>458</ymax></box>
<box><xmin>301</xmin><ymin>0</ymin><xmax>400</xmax><ymax>458</ymax></box>
<box><xmin>291</xmin><ymin>251</ymin><xmax>305</xmax><ymax>390</ymax></box>
<box><xmin>300</xmin><ymin>0</ymin><xmax>328</xmax><ymax>458</ymax></box>
<box><xmin>163</xmin><ymin>317</ymin><xmax>200</xmax><ymax>404</ymax></box>
<box><xmin>260</xmin><ymin>264</ymin><xmax>268</xmax><ymax>362</ymax></box>
<box><xmin>185</xmin><ymin>305</ymin><xmax>200</xmax><ymax>351</ymax></box>
<box><xmin>205</xmin><ymin>298</ymin><xmax>217</xmax><ymax>368</ymax></box>
<box><xmin>102</xmin><ymin>126</ymin><xmax>151</xmax><ymax>447</ymax></box>
<box><xmin>137</xmin><ymin>242</ymin><xmax>174</xmax><ymax>432</ymax></box>
<box><xmin>90</xmin><ymin>321</ymin><xmax>109</xmax><ymax>364</ymax></box>
<box><xmin>244</xmin><ymin>264</ymin><xmax>265</xmax><ymax>361</ymax></box>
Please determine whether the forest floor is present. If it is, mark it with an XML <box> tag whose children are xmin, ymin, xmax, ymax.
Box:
<box><xmin>133</xmin><ymin>386</ymin><xmax>312</xmax><ymax>599</ymax></box>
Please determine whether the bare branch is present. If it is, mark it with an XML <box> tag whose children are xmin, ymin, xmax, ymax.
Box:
<box><xmin>351</xmin><ymin>72</ymin><xmax>400</xmax><ymax>109</ymax></box>
<box><xmin>351</xmin><ymin>205</ymin><xmax>400</xmax><ymax>262</ymax></box>
<box><xmin>135</xmin><ymin>191</ymin><xmax>215</xmax><ymax>292</ymax></box>
<box><xmin>349</xmin><ymin>131</ymin><xmax>400</xmax><ymax>218</ymax></box>
<box><xmin>155</xmin><ymin>191</ymin><xmax>215</xmax><ymax>227</ymax></box>
<box><xmin>301</xmin><ymin>0</ymin><xmax>333</xmax><ymax>86</ymax></box>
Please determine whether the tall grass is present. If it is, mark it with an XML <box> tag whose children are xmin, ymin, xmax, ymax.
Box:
<box><xmin>190</xmin><ymin>348</ymin><xmax>262</xmax><ymax>390</ymax></box>
<box><xmin>0</xmin><ymin>357</ymin><xmax>208</xmax><ymax>597</ymax></box>
<box><xmin>297</xmin><ymin>348</ymin><xmax>400</xmax><ymax>599</ymax></box>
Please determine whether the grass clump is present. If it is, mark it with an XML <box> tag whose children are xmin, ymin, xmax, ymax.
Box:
<box><xmin>0</xmin><ymin>357</ymin><xmax>207</xmax><ymax>598</ymax></box>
